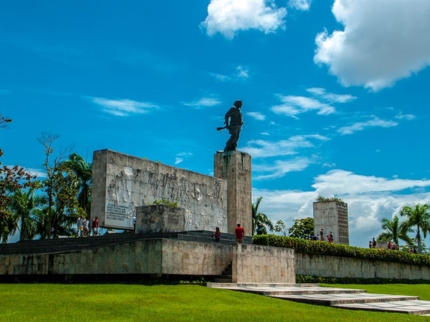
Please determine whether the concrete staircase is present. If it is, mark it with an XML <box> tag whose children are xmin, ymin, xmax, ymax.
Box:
<box><xmin>206</xmin><ymin>283</ymin><xmax>430</xmax><ymax>316</ymax></box>
<box><xmin>213</xmin><ymin>262</ymin><xmax>233</xmax><ymax>283</ymax></box>
<box><xmin>0</xmin><ymin>230</ymin><xmax>251</xmax><ymax>255</ymax></box>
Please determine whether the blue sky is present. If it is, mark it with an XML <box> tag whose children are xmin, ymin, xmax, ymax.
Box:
<box><xmin>1</xmin><ymin>0</ymin><xmax>430</xmax><ymax>247</ymax></box>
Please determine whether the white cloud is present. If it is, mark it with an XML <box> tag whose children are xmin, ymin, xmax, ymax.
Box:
<box><xmin>313</xmin><ymin>170</ymin><xmax>430</xmax><ymax>195</ymax></box>
<box><xmin>288</xmin><ymin>0</ymin><xmax>311</xmax><ymax>11</ymax></box>
<box><xmin>247</xmin><ymin>112</ymin><xmax>266</xmax><ymax>121</ymax></box>
<box><xmin>242</xmin><ymin>134</ymin><xmax>329</xmax><ymax>158</ymax></box>
<box><xmin>236</xmin><ymin>65</ymin><xmax>249</xmax><ymax>78</ymax></box>
<box><xmin>261</xmin><ymin>132</ymin><xmax>270</xmax><ymax>136</ymax></box>
<box><xmin>174</xmin><ymin>152</ymin><xmax>193</xmax><ymax>165</ymax></box>
<box><xmin>211</xmin><ymin>65</ymin><xmax>250</xmax><ymax>82</ymax></box>
<box><xmin>90</xmin><ymin>97</ymin><xmax>159</xmax><ymax>116</ymax></box>
<box><xmin>306</xmin><ymin>87</ymin><xmax>356</xmax><ymax>103</ymax></box>
<box><xmin>254</xmin><ymin>158</ymin><xmax>312</xmax><ymax>180</ymax></box>
<box><xmin>210</xmin><ymin>73</ymin><xmax>231</xmax><ymax>82</ymax></box>
<box><xmin>201</xmin><ymin>0</ymin><xmax>287</xmax><ymax>39</ymax></box>
<box><xmin>322</xmin><ymin>162</ymin><xmax>335</xmax><ymax>168</ymax></box>
<box><xmin>337</xmin><ymin>116</ymin><xmax>397</xmax><ymax>135</ymax></box>
<box><xmin>182</xmin><ymin>97</ymin><xmax>221</xmax><ymax>108</ymax></box>
<box><xmin>254</xmin><ymin>169</ymin><xmax>430</xmax><ymax>247</ymax></box>
<box><xmin>314</xmin><ymin>0</ymin><xmax>430</xmax><ymax>91</ymax></box>
<box><xmin>395</xmin><ymin>113</ymin><xmax>415</xmax><ymax>121</ymax></box>
<box><xmin>271</xmin><ymin>88</ymin><xmax>355</xmax><ymax>118</ymax></box>
<box><xmin>271</xmin><ymin>95</ymin><xmax>335</xmax><ymax>118</ymax></box>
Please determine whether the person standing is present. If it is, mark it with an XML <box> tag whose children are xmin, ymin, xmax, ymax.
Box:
<box><xmin>82</xmin><ymin>217</ymin><xmax>89</xmax><ymax>237</ymax></box>
<box><xmin>329</xmin><ymin>231</ymin><xmax>334</xmax><ymax>243</ymax></box>
<box><xmin>319</xmin><ymin>228</ymin><xmax>324</xmax><ymax>241</ymax></box>
<box><xmin>76</xmin><ymin>216</ymin><xmax>83</xmax><ymax>237</ymax></box>
<box><xmin>235</xmin><ymin>223</ymin><xmax>245</xmax><ymax>243</ymax></box>
<box><xmin>211</xmin><ymin>227</ymin><xmax>221</xmax><ymax>242</ymax></box>
<box><xmin>92</xmin><ymin>216</ymin><xmax>99</xmax><ymax>236</ymax></box>
<box><xmin>256</xmin><ymin>222</ymin><xmax>267</xmax><ymax>235</ymax></box>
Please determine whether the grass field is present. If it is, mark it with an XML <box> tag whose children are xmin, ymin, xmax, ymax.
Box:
<box><xmin>1</xmin><ymin>283</ymin><xmax>430</xmax><ymax>322</ymax></box>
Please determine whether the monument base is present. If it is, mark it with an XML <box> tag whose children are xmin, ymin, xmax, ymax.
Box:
<box><xmin>214</xmin><ymin>150</ymin><xmax>252</xmax><ymax>236</ymax></box>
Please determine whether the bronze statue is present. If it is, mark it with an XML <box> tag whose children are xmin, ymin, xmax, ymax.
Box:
<box><xmin>217</xmin><ymin>100</ymin><xmax>243</xmax><ymax>152</ymax></box>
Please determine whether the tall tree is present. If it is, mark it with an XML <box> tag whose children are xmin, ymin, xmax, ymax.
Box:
<box><xmin>400</xmin><ymin>204</ymin><xmax>430</xmax><ymax>254</ymax></box>
<box><xmin>274</xmin><ymin>219</ymin><xmax>287</xmax><ymax>236</ymax></box>
<box><xmin>10</xmin><ymin>188</ymin><xmax>42</xmax><ymax>241</ymax></box>
<box><xmin>1</xmin><ymin>119</ymin><xmax>37</xmax><ymax>242</ymax></box>
<box><xmin>288</xmin><ymin>217</ymin><xmax>314</xmax><ymax>239</ymax></box>
<box><xmin>377</xmin><ymin>215</ymin><xmax>412</xmax><ymax>246</ymax></box>
<box><xmin>37</xmin><ymin>133</ymin><xmax>80</xmax><ymax>238</ymax></box>
<box><xmin>61</xmin><ymin>153</ymin><xmax>92</xmax><ymax>217</ymax></box>
<box><xmin>251</xmin><ymin>197</ymin><xmax>273</xmax><ymax>236</ymax></box>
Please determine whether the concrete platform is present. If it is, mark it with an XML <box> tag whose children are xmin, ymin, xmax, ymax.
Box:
<box><xmin>207</xmin><ymin>283</ymin><xmax>430</xmax><ymax>315</ymax></box>
<box><xmin>334</xmin><ymin>300</ymin><xmax>430</xmax><ymax>315</ymax></box>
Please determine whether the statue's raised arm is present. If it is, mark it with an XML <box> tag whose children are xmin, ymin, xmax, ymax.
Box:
<box><xmin>217</xmin><ymin>100</ymin><xmax>243</xmax><ymax>152</ymax></box>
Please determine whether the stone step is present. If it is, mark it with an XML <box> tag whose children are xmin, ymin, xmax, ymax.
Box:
<box><xmin>214</xmin><ymin>278</ymin><xmax>232</xmax><ymax>283</ymax></box>
<box><xmin>333</xmin><ymin>300</ymin><xmax>430</xmax><ymax>315</ymax></box>
<box><xmin>206</xmin><ymin>283</ymin><xmax>320</xmax><ymax>288</ymax></box>
<box><xmin>206</xmin><ymin>284</ymin><xmax>430</xmax><ymax>316</ymax></box>
<box><xmin>271</xmin><ymin>293</ymin><xmax>419</xmax><ymax>305</ymax></box>
<box><xmin>222</xmin><ymin>269</ymin><xmax>232</xmax><ymax>275</ymax></box>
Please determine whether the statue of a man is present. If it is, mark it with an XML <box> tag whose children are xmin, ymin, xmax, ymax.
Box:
<box><xmin>220</xmin><ymin>100</ymin><xmax>243</xmax><ymax>152</ymax></box>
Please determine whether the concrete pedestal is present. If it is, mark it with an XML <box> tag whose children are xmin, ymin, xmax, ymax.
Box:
<box><xmin>214</xmin><ymin>151</ymin><xmax>252</xmax><ymax>236</ymax></box>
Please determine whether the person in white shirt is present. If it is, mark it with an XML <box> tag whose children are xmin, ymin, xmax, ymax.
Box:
<box><xmin>77</xmin><ymin>216</ymin><xmax>83</xmax><ymax>237</ymax></box>
<box><xmin>82</xmin><ymin>218</ymin><xmax>89</xmax><ymax>237</ymax></box>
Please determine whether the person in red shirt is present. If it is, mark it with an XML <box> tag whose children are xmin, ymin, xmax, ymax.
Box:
<box><xmin>235</xmin><ymin>223</ymin><xmax>245</xmax><ymax>243</ymax></box>
<box><xmin>92</xmin><ymin>216</ymin><xmax>99</xmax><ymax>236</ymax></box>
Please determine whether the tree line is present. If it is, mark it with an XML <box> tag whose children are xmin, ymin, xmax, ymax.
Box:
<box><xmin>254</xmin><ymin>194</ymin><xmax>430</xmax><ymax>254</ymax></box>
<box><xmin>0</xmin><ymin>115</ymin><xmax>91</xmax><ymax>242</ymax></box>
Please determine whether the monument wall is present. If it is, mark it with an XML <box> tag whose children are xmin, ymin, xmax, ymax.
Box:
<box><xmin>0</xmin><ymin>239</ymin><xmax>232</xmax><ymax>276</ymax></box>
<box><xmin>92</xmin><ymin>150</ymin><xmax>228</xmax><ymax>232</ymax></box>
<box><xmin>313</xmin><ymin>201</ymin><xmax>349</xmax><ymax>244</ymax></box>
<box><xmin>0</xmin><ymin>240</ymin><xmax>297</xmax><ymax>283</ymax></box>
<box><xmin>232</xmin><ymin>244</ymin><xmax>295</xmax><ymax>283</ymax></box>
<box><xmin>295</xmin><ymin>253</ymin><xmax>430</xmax><ymax>280</ymax></box>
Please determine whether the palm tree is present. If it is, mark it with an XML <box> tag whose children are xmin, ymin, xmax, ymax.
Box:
<box><xmin>251</xmin><ymin>197</ymin><xmax>273</xmax><ymax>236</ymax></box>
<box><xmin>9</xmin><ymin>189</ymin><xmax>41</xmax><ymax>241</ymax></box>
<box><xmin>377</xmin><ymin>215</ymin><xmax>412</xmax><ymax>246</ymax></box>
<box><xmin>61</xmin><ymin>153</ymin><xmax>92</xmax><ymax>216</ymax></box>
<box><xmin>0</xmin><ymin>213</ymin><xmax>18</xmax><ymax>243</ymax></box>
<box><xmin>400</xmin><ymin>204</ymin><xmax>430</xmax><ymax>254</ymax></box>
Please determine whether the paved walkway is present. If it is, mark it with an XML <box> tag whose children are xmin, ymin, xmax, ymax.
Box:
<box><xmin>206</xmin><ymin>283</ymin><xmax>430</xmax><ymax>316</ymax></box>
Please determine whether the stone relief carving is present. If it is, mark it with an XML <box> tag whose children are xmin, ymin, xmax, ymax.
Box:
<box><xmin>106</xmin><ymin>164</ymin><xmax>226</xmax><ymax>229</ymax></box>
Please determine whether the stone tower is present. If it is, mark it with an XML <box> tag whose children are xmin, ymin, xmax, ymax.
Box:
<box><xmin>313</xmin><ymin>201</ymin><xmax>349</xmax><ymax>245</ymax></box>
<box><xmin>214</xmin><ymin>151</ymin><xmax>252</xmax><ymax>236</ymax></box>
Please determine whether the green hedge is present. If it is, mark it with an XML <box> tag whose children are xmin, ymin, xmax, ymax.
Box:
<box><xmin>253</xmin><ymin>234</ymin><xmax>430</xmax><ymax>267</ymax></box>
<box><xmin>296</xmin><ymin>275</ymin><xmax>430</xmax><ymax>284</ymax></box>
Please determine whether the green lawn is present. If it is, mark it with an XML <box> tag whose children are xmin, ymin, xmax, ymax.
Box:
<box><xmin>1</xmin><ymin>284</ymin><xmax>430</xmax><ymax>322</ymax></box>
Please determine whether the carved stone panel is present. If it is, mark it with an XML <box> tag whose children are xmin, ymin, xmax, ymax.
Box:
<box><xmin>91</xmin><ymin>150</ymin><xmax>228</xmax><ymax>232</ymax></box>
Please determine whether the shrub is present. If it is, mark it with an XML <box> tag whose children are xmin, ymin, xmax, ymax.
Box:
<box><xmin>152</xmin><ymin>199</ymin><xmax>178</xmax><ymax>208</ymax></box>
<box><xmin>296</xmin><ymin>275</ymin><xmax>430</xmax><ymax>284</ymax></box>
<box><xmin>252</xmin><ymin>235</ymin><xmax>430</xmax><ymax>267</ymax></box>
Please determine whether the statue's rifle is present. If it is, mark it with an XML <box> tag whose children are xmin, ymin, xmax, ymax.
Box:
<box><xmin>216</xmin><ymin>125</ymin><xmax>230</xmax><ymax>131</ymax></box>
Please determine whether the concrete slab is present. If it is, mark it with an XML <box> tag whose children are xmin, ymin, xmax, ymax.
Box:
<box><xmin>273</xmin><ymin>292</ymin><xmax>418</xmax><ymax>305</ymax></box>
<box><xmin>206</xmin><ymin>284</ymin><xmax>430</xmax><ymax>316</ymax></box>
<box><xmin>334</xmin><ymin>300</ymin><xmax>430</xmax><ymax>315</ymax></box>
